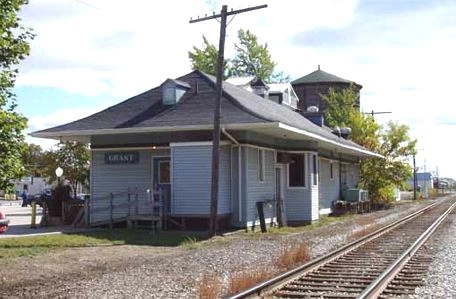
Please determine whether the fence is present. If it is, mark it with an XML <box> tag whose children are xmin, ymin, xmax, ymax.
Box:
<box><xmin>89</xmin><ymin>188</ymin><xmax>164</xmax><ymax>230</ymax></box>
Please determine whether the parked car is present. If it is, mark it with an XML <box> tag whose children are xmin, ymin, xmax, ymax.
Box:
<box><xmin>32</xmin><ymin>188</ymin><xmax>52</xmax><ymax>207</ymax></box>
<box><xmin>0</xmin><ymin>209</ymin><xmax>9</xmax><ymax>233</ymax></box>
<box><xmin>73</xmin><ymin>194</ymin><xmax>90</xmax><ymax>201</ymax></box>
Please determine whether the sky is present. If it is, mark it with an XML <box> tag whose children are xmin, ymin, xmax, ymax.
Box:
<box><xmin>13</xmin><ymin>0</ymin><xmax>456</xmax><ymax>178</ymax></box>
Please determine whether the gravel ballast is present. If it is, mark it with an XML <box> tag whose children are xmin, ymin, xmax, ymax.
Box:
<box><xmin>2</xmin><ymin>198</ymin><xmax>454</xmax><ymax>298</ymax></box>
<box><xmin>411</xmin><ymin>208</ymin><xmax>456</xmax><ymax>298</ymax></box>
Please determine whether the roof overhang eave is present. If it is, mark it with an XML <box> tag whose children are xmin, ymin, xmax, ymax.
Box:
<box><xmin>276</xmin><ymin>123</ymin><xmax>383</xmax><ymax>159</ymax></box>
<box><xmin>30</xmin><ymin>122</ymin><xmax>383</xmax><ymax>159</ymax></box>
<box><xmin>29</xmin><ymin>123</ymin><xmax>275</xmax><ymax>140</ymax></box>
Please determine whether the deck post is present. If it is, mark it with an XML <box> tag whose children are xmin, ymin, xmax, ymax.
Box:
<box><xmin>127</xmin><ymin>192</ymin><xmax>131</xmax><ymax>218</ymax></box>
<box><xmin>135</xmin><ymin>191</ymin><xmax>139</xmax><ymax>216</ymax></box>
<box><xmin>109</xmin><ymin>193</ymin><xmax>114</xmax><ymax>229</ymax></box>
<box><xmin>84</xmin><ymin>195</ymin><xmax>89</xmax><ymax>227</ymax></box>
<box><xmin>158</xmin><ymin>188</ymin><xmax>163</xmax><ymax>231</ymax></box>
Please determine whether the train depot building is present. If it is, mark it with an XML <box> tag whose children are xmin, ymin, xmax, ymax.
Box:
<box><xmin>32</xmin><ymin>69</ymin><xmax>380</xmax><ymax>230</ymax></box>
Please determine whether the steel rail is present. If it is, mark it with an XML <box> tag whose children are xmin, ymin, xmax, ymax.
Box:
<box><xmin>228</xmin><ymin>201</ymin><xmax>439</xmax><ymax>299</ymax></box>
<box><xmin>358</xmin><ymin>200</ymin><xmax>456</xmax><ymax>298</ymax></box>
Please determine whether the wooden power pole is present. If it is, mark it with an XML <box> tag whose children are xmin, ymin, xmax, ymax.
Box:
<box><xmin>190</xmin><ymin>4</ymin><xmax>267</xmax><ymax>236</ymax></box>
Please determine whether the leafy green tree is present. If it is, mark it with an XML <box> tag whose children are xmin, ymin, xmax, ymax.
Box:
<box><xmin>321</xmin><ymin>86</ymin><xmax>416</xmax><ymax>204</ymax></box>
<box><xmin>322</xmin><ymin>85</ymin><xmax>360</xmax><ymax>128</ymax></box>
<box><xmin>0</xmin><ymin>0</ymin><xmax>34</xmax><ymax>191</ymax></box>
<box><xmin>188</xmin><ymin>29</ymin><xmax>289</xmax><ymax>83</ymax></box>
<box><xmin>42</xmin><ymin>142</ymin><xmax>90</xmax><ymax>198</ymax></box>
<box><xmin>21</xmin><ymin>143</ymin><xmax>45</xmax><ymax>177</ymax></box>
<box><xmin>230</xmin><ymin>29</ymin><xmax>276</xmax><ymax>82</ymax></box>
<box><xmin>188</xmin><ymin>35</ymin><xmax>231</xmax><ymax>79</ymax></box>
<box><xmin>359</xmin><ymin>122</ymin><xmax>416</xmax><ymax>205</ymax></box>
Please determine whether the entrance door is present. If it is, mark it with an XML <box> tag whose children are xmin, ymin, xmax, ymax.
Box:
<box><xmin>153</xmin><ymin>157</ymin><xmax>171</xmax><ymax>213</ymax></box>
<box><xmin>275</xmin><ymin>166</ymin><xmax>286</xmax><ymax>226</ymax></box>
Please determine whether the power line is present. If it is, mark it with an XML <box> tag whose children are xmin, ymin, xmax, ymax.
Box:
<box><xmin>68</xmin><ymin>0</ymin><xmax>99</xmax><ymax>9</ymax></box>
<box><xmin>363</xmin><ymin>110</ymin><xmax>392</xmax><ymax>120</ymax></box>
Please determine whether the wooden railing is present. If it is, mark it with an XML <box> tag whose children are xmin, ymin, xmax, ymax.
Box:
<box><xmin>88</xmin><ymin>188</ymin><xmax>164</xmax><ymax>229</ymax></box>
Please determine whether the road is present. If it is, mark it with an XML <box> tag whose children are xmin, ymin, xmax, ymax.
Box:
<box><xmin>0</xmin><ymin>200</ymin><xmax>88</xmax><ymax>238</ymax></box>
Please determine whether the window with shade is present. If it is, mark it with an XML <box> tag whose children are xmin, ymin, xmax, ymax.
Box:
<box><xmin>288</xmin><ymin>153</ymin><xmax>306</xmax><ymax>187</ymax></box>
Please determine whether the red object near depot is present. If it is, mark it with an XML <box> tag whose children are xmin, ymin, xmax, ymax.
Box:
<box><xmin>0</xmin><ymin>210</ymin><xmax>9</xmax><ymax>233</ymax></box>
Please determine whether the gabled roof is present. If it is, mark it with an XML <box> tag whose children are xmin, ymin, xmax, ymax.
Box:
<box><xmin>292</xmin><ymin>67</ymin><xmax>360</xmax><ymax>87</ymax></box>
<box><xmin>31</xmin><ymin>70</ymin><xmax>380</xmax><ymax>158</ymax></box>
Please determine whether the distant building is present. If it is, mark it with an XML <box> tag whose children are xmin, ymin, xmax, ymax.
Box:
<box><xmin>226</xmin><ymin>76</ymin><xmax>299</xmax><ymax>109</ymax></box>
<box><xmin>407</xmin><ymin>172</ymin><xmax>433</xmax><ymax>192</ymax></box>
<box><xmin>0</xmin><ymin>176</ymin><xmax>50</xmax><ymax>198</ymax></box>
<box><xmin>291</xmin><ymin>65</ymin><xmax>362</xmax><ymax>113</ymax></box>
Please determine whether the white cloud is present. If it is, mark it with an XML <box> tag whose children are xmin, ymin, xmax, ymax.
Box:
<box><xmin>15</xmin><ymin>0</ymin><xmax>456</xmax><ymax>178</ymax></box>
<box><xmin>25</xmin><ymin>104</ymin><xmax>111</xmax><ymax>150</ymax></box>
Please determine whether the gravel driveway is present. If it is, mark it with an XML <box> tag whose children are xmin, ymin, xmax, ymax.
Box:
<box><xmin>1</xmin><ymin>197</ymin><xmax>453</xmax><ymax>298</ymax></box>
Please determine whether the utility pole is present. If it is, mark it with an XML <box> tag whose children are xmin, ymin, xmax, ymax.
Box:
<box><xmin>413</xmin><ymin>153</ymin><xmax>417</xmax><ymax>200</ymax></box>
<box><xmin>190</xmin><ymin>4</ymin><xmax>267</xmax><ymax>237</ymax></box>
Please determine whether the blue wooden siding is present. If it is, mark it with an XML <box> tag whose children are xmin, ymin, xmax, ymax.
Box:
<box><xmin>243</xmin><ymin>147</ymin><xmax>276</xmax><ymax>227</ymax></box>
<box><xmin>230</xmin><ymin>146</ymin><xmax>241</xmax><ymax>226</ymax></box>
<box><xmin>90</xmin><ymin>149</ymin><xmax>153</xmax><ymax>224</ymax></box>
<box><xmin>171</xmin><ymin>144</ymin><xmax>231</xmax><ymax>215</ymax></box>
<box><xmin>319</xmin><ymin>159</ymin><xmax>340</xmax><ymax>214</ymax></box>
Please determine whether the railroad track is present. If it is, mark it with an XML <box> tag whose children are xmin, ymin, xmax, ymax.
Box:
<box><xmin>230</xmin><ymin>196</ymin><xmax>456</xmax><ymax>299</ymax></box>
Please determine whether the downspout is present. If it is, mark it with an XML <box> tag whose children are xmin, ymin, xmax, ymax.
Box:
<box><xmin>339</xmin><ymin>153</ymin><xmax>342</xmax><ymax>200</ymax></box>
<box><xmin>222</xmin><ymin>128</ymin><xmax>242</xmax><ymax>223</ymax></box>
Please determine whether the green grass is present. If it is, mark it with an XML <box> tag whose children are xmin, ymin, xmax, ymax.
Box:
<box><xmin>0</xmin><ymin>229</ymin><xmax>208</xmax><ymax>259</ymax></box>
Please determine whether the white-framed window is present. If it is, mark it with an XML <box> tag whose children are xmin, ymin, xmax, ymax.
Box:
<box><xmin>258</xmin><ymin>149</ymin><xmax>265</xmax><ymax>182</ymax></box>
<box><xmin>288</xmin><ymin>153</ymin><xmax>306</xmax><ymax>188</ymax></box>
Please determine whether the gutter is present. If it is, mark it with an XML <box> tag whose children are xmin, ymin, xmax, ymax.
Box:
<box><xmin>278</xmin><ymin>123</ymin><xmax>383</xmax><ymax>159</ymax></box>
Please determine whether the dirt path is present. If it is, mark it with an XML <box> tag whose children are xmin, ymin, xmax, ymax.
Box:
<box><xmin>0</xmin><ymin>245</ymin><xmax>183</xmax><ymax>295</ymax></box>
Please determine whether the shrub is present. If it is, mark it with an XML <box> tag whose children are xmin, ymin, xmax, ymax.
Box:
<box><xmin>275</xmin><ymin>242</ymin><xmax>311</xmax><ymax>270</ymax></box>
<box><xmin>228</xmin><ymin>267</ymin><xmax>272</xmax><ymax>294</ymax></box>
<box><xmin>197</xmin><ymin>273</ymin><xmax>222</xmax><ymax>299</ymax></box>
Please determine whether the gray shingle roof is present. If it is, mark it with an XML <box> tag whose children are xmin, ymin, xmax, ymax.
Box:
<box><xmin>292</xmin><ymin>68</ymin><xmax>358</xmax><ymax>85</ymax></box>
<box><xmin>32</xmin><ymin>70</ymin><xmax>372</xmax><ymax>154</ymax></box>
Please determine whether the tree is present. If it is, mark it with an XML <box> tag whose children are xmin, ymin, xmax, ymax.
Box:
<box><xmin>188</xmin><ymin>29</ymin><xmax>289</xmax><ymax>83</ymax></box>
<box><xmin>230</xmin><ymin>29</ymin><xmax>275</xmax><ymax>82</ymax></box>
<box><xmin>188</xmin><ymin>35</ymin><xmax>231</xmax><ymax>79</ymax></box>
<box><xmin>42</xmin><ymin>142</ymin><xmax>90</xmax><ymax>198</ymax></box>
<box><xmin>322</xmin><ymin>85</ymin><xmax>360</xmax><ymax>128</ymax></box>
<box><xmin>321</xmin><ymin>86</ymin><xmax>416</xmax><ymax>205</ymax></box>
<box><xmin>322</xmin><ymin>85</ymin><xmax>380</xmax><ymax>151</ymax></box>
<box><xmin>21</xmin><ymin>143</ymin><xmax>45</xmax><ymax>177</ymax></box>
<box><xmin>359</xmin><ymin>122</ymin><xmax>416</xmax><ymax>205</ymax></box>
<box><xmin>0</xmin><ymin>0</ymin><xmax>34</xmax><ymax>191</ymax></box>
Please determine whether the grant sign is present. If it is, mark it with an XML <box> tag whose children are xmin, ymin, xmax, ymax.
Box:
<box><xmin>105</xmin><ymin>152</ymin><xmax>140</xmax><ymax>164</ymax></box>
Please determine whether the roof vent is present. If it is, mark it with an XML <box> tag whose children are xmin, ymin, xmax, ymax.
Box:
<box><xmin>307</xmin><ymin>105</ymin><xmax>319</xmax><ymax>113</ymax></box>
<box><xmin>333</xmin><ymin>126</ymin><xmax>352</xmax><ymax>139</ymax></box>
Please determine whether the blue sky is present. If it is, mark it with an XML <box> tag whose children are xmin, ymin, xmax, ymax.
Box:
<box><xmin>14</xmin><ymin>0</ymin><xmax>456</xmax><ymax>178</ymax></box>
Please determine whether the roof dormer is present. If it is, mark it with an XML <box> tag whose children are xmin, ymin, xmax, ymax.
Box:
<box><xmin>250</xmin><ymin>78</ymin><xmax>269</xmax><ymax>99</ymax></box>
<box><xmin>161</xmin><ymin>79</ymin><xmax>191</xmax><ymax>106</ymax></box>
